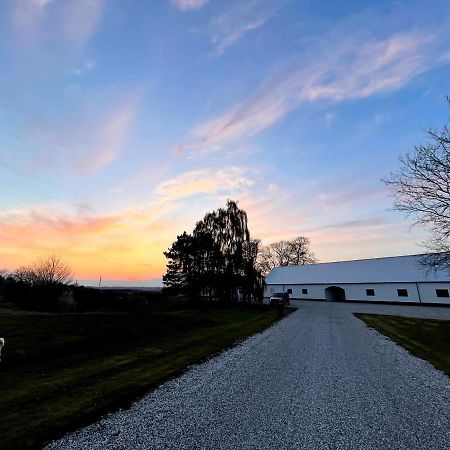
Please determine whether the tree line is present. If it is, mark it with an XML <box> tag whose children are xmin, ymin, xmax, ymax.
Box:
<box><xmin>0</xmin><ymin>255</ymin><xmax>166</xmax><ymax>312</ymax></box>
<box><xmin>163</xmin><ymin>199</ymin><xmax>317</xmax><ymax>301</ymax></box>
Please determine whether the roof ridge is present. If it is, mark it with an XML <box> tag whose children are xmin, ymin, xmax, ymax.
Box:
<box><xmin>267</xmin><ymin>253</ymin><xmax>450</xmax><ymax>283</ymax></box>
<box><xmin>275</xmin><ymin>253</ymin><xmax>430</xmax><ymax>269</ymax></box>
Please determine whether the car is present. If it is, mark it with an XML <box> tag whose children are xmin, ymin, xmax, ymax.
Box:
<box><xmin>269</xmin><ymin>292</ymin><xmax>290</xmax><ymax>306</ymax></box>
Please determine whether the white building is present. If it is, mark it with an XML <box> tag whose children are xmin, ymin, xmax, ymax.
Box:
<box><xmin>264</xmin><ymin>254</ymin><xmax>450</xmax><ymax>305</ymax></box>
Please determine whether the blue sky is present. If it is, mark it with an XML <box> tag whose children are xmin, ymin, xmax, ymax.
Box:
<box><xmin>1</xmin><ymin>0</ymin><xmax>450</xmax><ymax>285</ymax></box>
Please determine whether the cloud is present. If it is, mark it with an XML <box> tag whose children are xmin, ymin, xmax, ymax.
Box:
<box><xmin>0</xmin><ymin>164</ymin><xmax>258</xmax><ymax>279</ymax></box>
<box><xmin>178</xmin><ymin>28</ymin><xmax>450</xmax><ymax>154</ymax></box>
<box><xmin>313</xmin><ymin>217</ymin><xmax>388</xmax><ymax>232</ymax></box>
<box><xmin>76</xmin><ymin>98</ymin><xmax>140</xmax><ymax>172</ymax></box>
<box><xmin>12</xmin><ymin>0</ymin><xmax>54</xmax><ymax>36</ymax></box>
<box><xmin>62</xmin><ymin>0</ymin><xmax>105</xmax><ymax>46</ymax></box>
<box><xmin>324</xmin><ymin>112</ymin><xmax>336</xmax><ymax>126</ymax></box>
<box><xmin>9</xmin><ymin>88</ymin><xmax>143</xmax><ymax>175</ymax></box>
<box><xmin>0</xmin><ymin>169</ymin><xmax>425</xmax><ymax>279</ymax></box>
<box><xmin>12</xmin><ymin>0</ymin><xmax>105</xmax><ymax>46</ymax></box>
<box><xmin>0</xmin><ymin>164</ymin><xmax>258</xmax><ymax>277</ymax></box>
<box><xmin>237</xmin><ymin>182</ymin><xmax>425</xmax><ymax>264</ymax></box>
<box><xmin>314</xmin><ymin>184</ymin><xmax>387</xmax><ymax>213</ymax></box>
<box><xmin>74</xmin><ymin>58</ymin><xmax>96</xmax><ymax>75</ymax></box>
<box><xmin>156</xmin><ymin>167</ymin><xmax>254</xmax><ymax>201</ymax></box>
<box><xmin>209</xmin><ymin>0</ymin><xmax>283</xmax><ymax>54</ymax></box>
<box><xmin>0</xmin><ymin>201</ymin><xmax>177</xmax><ymax>279</ymax></box>
<box><xmin>171</xmin><ymin>0</ymin><xmax>209</xmax><ymax>11</ymax></box>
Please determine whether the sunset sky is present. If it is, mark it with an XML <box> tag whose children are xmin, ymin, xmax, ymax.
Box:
<box><xmin>1</xmin><ymin>0</ymin><xmax>450</xmax><ymax>286</ymax></box>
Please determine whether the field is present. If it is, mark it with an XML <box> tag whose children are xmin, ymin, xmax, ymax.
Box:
<box><xmin>355</xmin><ymin>313</ymin><xmax>450</xmax><ymax>376</ymax></box>
<box><xmin>0</xmin><ymin>302</ymin><xmax>292</xmax><ymax>450</ymax></box>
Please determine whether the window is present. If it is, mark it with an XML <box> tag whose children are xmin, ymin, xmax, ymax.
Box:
<box><xmin>436</xmin><ymin>289</ymin><xmax>449</xmax><ymax>298</ymax></box>
<box><xmin>302</xmin><ymin>288</ymin><xmax>308</xmax><ymax>294</ymax></box>
<box><xmin>366</xmin><ymin>289</ymin><xmax>375</xmax><ymax>296</ymax></box>
<box><xmin>397</xmin><ymin>289</ymin><xmax>408</xmax><ymax>297</ymax></box>
<box><xmin>287</xmin><ymin>289</ymin><xmax>292</xmax><ymax>294</ymax></box>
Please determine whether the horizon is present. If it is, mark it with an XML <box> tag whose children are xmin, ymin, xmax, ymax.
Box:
<box><xmin>79</xmin><ymin>251</ymin><xmax>435</xmax><ymax>287</ymax></box>
<box><xmin>1</xmin><ymin>0</ymin><xmax>450</xmax><ymax>284</ymax></box>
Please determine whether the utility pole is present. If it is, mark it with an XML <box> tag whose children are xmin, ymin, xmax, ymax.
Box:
<box><xmin>99</xmin><ymin>276</ymin><xmax>102</xmax><ymax>288</ymax></box>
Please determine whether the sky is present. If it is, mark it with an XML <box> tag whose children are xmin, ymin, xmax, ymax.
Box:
<box><xmin>1</xmin><ymin>0</ymin><xmax>450</xmax><ymax>286</ymax></box>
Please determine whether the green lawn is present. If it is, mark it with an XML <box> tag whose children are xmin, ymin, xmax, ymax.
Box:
<box><xmin>355</xmin><ymin>313</ymin><xmax>450</xmax><ymax>377</ymax></box>
<box><xmin>0</xmin><ymin>304</ymin><xmax>292</xmax><ymax>450</ymax></box>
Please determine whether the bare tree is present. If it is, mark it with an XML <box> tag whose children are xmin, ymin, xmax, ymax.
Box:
<box><xmin>271</xmin><ymin>240</ymin><xmax>292</xmax><ymax>267</ymax></box>
<box><xmin>257</xmin><ymin>236</ymin><xmax>317</xmax><ymax>276</ymax></box>
<box><xmin>384</xmin><ymin>98</ymin><xmax>450</xmax><ymax>269</ymax></box>
<box><xmin>14</xmin><ymin>255</ymin><xmax>73</xmax><ymax>286</ymax></box>
<box><xmin>288</xmin><ymin>236</ymin><xmax>317</xmax><ymax>266</ymax></box>
<box><xmin>256</xmin><ymin>245</ymin><xmax>277</xmax><ymax>276</ymax></box>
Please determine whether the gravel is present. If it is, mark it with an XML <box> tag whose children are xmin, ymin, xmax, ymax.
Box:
<box><xmin>47</xmin><ymin>301</ymin><xmax>450</xmax><ymax>450</ymax></box>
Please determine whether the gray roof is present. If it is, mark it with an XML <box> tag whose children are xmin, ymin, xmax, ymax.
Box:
<box><xmin>265</xmin><ymin>254</ymin><xmax>450</xmax><ymax>284</ymax></box>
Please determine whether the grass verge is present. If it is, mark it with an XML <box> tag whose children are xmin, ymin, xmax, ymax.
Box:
<box><xmin>0</xmin><ymin>304</ymin><xmax>293</xmax><ymax>450</ymax></box>
<box><xmin>355</xmin><ymin>313</ymin><xmax>450</xmax><ymax>377</ymax></box>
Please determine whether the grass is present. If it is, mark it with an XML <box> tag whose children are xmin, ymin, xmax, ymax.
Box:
<box><xmin>0</xmin><ymin>303</ymin><xmax>293</xmax><ymax>450</ymax></box>
<box><xmin>355</xmin><ymin>313</ymin><xmax>450</xmax><ymax>377</ymax></box>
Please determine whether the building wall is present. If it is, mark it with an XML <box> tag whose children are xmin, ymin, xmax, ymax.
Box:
<box><xmin>264</xmin><ymin>282</ymin><xmax>450</xmax><ymax>304</ymax></box>
<box><xmin>417</xmin><ymin>283</ymin><xmax>450</xmax><ymax>304</ymax></box>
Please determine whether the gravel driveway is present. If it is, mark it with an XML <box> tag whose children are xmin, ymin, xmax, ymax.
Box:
<box><xmin>47</xmin><ymin>302</ymin><xmax>450</xmax><ymax>450</ymax></box>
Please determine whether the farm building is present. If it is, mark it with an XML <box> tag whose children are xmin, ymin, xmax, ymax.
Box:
<box><xmin>264</xmin><ymin>254</ymin><xmax>450</xmax><ymax>304</ymax></box>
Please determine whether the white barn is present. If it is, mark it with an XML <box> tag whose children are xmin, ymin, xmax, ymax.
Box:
<box><xmin>264</xmin><ymin>254</ymin><xmax>450</xmax><ymax>305</ymax></box>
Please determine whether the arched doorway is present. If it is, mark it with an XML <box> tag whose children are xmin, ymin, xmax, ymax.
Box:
<box><xmin>325</xmin><ymin>286</ymin><xmax>346</xmax><ymax>302</ymax></box>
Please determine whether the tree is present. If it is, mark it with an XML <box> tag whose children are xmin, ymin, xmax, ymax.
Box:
<box><xmin>163</xmin><ymin>231</ymin><xmax>222</xmax><ymax>299</ymax></box>
<box><xmin>14</xmin><ymin>255</ymin><xmax>73</xmax><ymax>286</ymax></box>
<box><xmin>384</xmin><ymin>98</ymin><xmax>450</xmax><ymax>270</ymax></box>
<box><xmin>163</xmin><ymin>232</ymin><xmax>196</xmax><ymax>294</ymax></box>
<box><xmin>257</xmin><ymin>236</ymin><xmax>317</xmax><ymax>276</ymax></box>
<box><xmin>163</xmin><ymin>200</ymin><xmax>264</xmax><ymax>302</ymax></box>
<box><xmin>288</xmin><ymin>236</ymin><xmax>317</xmax><ymax>265</ymax></box>
<box><xmin>7</xmin><ymin>255</ymin><xmax>73</xmax><ymax>311</ymax></box>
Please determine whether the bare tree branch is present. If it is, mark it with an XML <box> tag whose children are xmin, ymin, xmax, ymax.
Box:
<box><xmin>256</xmin><ymin>236</ymin><xmax>317</xmax><ymax>276</ymax></box>
<box><xmin>384</xmin><ymin>98</ymin><xmax>450</xmax><ymax>269</ymax></box>
<box><xmin>14</xmin><ymin>255</ymin><xmax>73</xmax><ymax>286</ymax></box>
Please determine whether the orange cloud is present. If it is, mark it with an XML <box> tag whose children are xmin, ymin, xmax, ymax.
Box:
<box><xmin>0</xmin><ymin>168</ymin><xmax>427</xmax><ymax>283</ymax></box>
<box><xmin>0</xmin><ymin>204</ymin><xmax>176</xmax><ymax>281</ymax></box>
